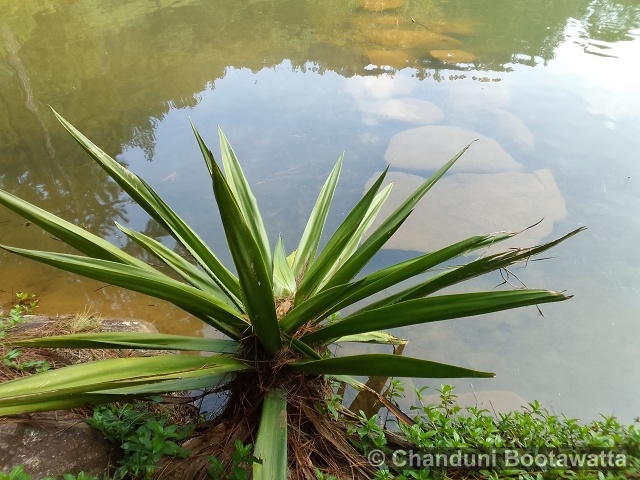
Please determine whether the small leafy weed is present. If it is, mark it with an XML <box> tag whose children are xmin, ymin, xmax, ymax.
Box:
<box><xmin>88</xmin><ymin>401</ymin><xmax>192</xmax><ymax>480</ymax></box>
<box><xmin>207</xmin><ymin>440</ymin><xmax>258</xmax><ymax>480</ymax></box>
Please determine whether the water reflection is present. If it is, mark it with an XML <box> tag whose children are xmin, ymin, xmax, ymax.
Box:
<box><xmin>1</xmin><ymin>0</ymin><xmax>637</xmax><ymax>179</ymax></box>
<box><xmin>1</xmin><ymin>0</ymin><xmax>639</xmax><ymax>422</ymax></box>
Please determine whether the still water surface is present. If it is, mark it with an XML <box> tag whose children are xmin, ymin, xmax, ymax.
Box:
<box><xmin>1</xmin><ymin>0</ymin><xmax>639</xmax><ymax>422</ymax></box>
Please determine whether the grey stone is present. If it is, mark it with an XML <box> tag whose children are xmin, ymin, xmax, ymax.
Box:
<box><xmin>0</xmin><ymin>411</ymin><xmax>118</xmax><ymax>478</ymax></box>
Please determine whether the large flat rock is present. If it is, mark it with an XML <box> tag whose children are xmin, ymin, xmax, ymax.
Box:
<box><xmin>487</xmin><ymin>108</ymin><xmax>535</xmax><ymax>151</ymax></box>
<box><xmin>364</xmin><ymin>169</ymin><xmax>566</xmax><ymax>252</ymax></box>
<box><xmin>384</xmin><ymin>125</ymin><xmax>522</xmax><ymax>173</ymax></box>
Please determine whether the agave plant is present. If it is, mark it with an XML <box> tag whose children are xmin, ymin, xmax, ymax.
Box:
<box><xmin>0</xmin><ymin>110</ymin><xmax>581</xmax><ymax>478</ymax></box>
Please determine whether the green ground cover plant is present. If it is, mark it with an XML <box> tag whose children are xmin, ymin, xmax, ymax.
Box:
<box><xmin>0</xmin><ymin>465</ymin><xmax>99</xmax><ymax>480</ymax></box>
<box><xmin>87</xmin><ymin>401</ymin><xmax>192</xmax><ymax>479</ymax></box>
<box><xmin>0</xmin><ymin>294</ymin><xmax>50</xmax><ymax>375</ymax></box>
<box><xmin>0</xmin><ymin>109</ymin><xmax>583</xmax><ymax>478</ymax></box>
<box><xmin>4</xmin><ymin>385</ymin><xmax>637</xmax><ymax>480</ymax></box>
<box><xmin>353</xmin><ymin>385</ymin><xmax>640</xmax><ymax>479</ymax></box>
<box><xmin>0</xmin><ymin>293</ymin><xmax>38</xmax><ymax>338</ymax></box>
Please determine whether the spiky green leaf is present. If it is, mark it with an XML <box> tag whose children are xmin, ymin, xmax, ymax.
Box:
<box><xmin>292</xmin><ymin>155</ymin><xmax>342</xmax><ymax>277</ymax></box>
<box><xmin>53</xmin><ymin>109</ymin><xmax>242</xmax><ymax>305</ymax></box>
<box><xmin>334</xmin><ymin>332</ymin><xmax>407</xmax><ymax>345</ymax></box>
<box><xmin>316</xmin><ymin>183</ymin><xmax>394</xmax><ymax>291</ymax></box>
<box><xmin>0</xmin><ymin>245</ymin><xmax>246</xmax><ymax>340</ymax></box>
<box><xmin>289</xmin><ymin>354</ymin><xmax>493</xmax><ymax>378</ymax></box>
<box><xmin>218</xmin><ymin>127</ymin><xmax>272</xmax><ymax>265</ymax></box>
<box><xmin>0</xmin><ymin>355</ymin><xmax>250</xmax><ymax>415</ymax></box>
<box><xmin>329</xmin><ymin>232</ymin><xmax>512</xmax><ymax>313</ymax></box>
<box><xmin>302</xmin><ymin>289</ymin><xmax>569</xmax><ymax>345</ymax></box>
<box><xmin>279</xmin><ymin>279</ymin><xmax>365</xmax><ymax>334</ymax></box>
<box><xmin>319</xmin><ymin>143</ymin><xmax>474</xmax><ymax>291</ymax></box>
<box><xmin>0</xmin><ymin>189</ymin><xmax>149</xmax><ymax>270</ymax></box>
<box><xmin>7</xmin><ymin>332</ymin><xmax>238</xmax><ymax>353</ymax></box>
<box><xmin>210</xmin><ymin>161</ymin><xmax>281</xmax><ymax>355</ymax></box>
<box><xmin>359</xmin><ymin>228</ymin><xmax>584</xmax><ymax>312</ymax></box>
<box><xmin>296</xmin><ymin>167</ymin><xmax>389</xmax><ymax>300</ymax></box>
<box><xmin>253</xmin><ymin>388</ymin><xmax>288</xmax><ymax>480</ymax></box>
<box><xmin>116</xmin><ymin>222</ymin><xmax>232</xmax><ymax>304</ymax></box>
<box><xmin>273</xmin><ymin>235</ymin><xmax>296</xmax><ymax>297</ymax></box>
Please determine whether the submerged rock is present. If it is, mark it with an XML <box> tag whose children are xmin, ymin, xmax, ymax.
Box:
<box><xmin>352</xmin><ymin>13</ymin><xmax>406</xmax><ymax>30</ymax></box>
<box><xmin>430</xmin><ymin>20</ymin><xmax>478</xmax><ymax>36</ymax></box>
<box><xmin>384</xmin><ymin>125</ymin><xmax>522</xmax><ymax>173</ymax></box>
<box><xmin>430</xmin><ymin>49</ymin><xmax>478</xmax><ymax>63</ymax></box>
<box><xmin>365</xmin><ymin>48</ymin><xmax>411</xmax><ymax>69</ymax></box>
<box><xmin>359</xmin><ymin>0</ymin><xmax>405</xmax><ymax>12</ymax></box>
<box><xmin>346</xmin><ymin>73</ymin><xmax>415</xmax><ymax>100</ymax></box>
<box><xmin>488</xmin><ymin>108</ymin><xmax>535</xmax><ymax>151</ymax></box>
<box><xmin>363</xmin><ymin>169</ymin><xmax>566</xmax><ymax>252</ymax></box>
<box><xmin>362</xmin><ymin>28</ymin><xmax>461</xmax><ymax>50</ymax></box>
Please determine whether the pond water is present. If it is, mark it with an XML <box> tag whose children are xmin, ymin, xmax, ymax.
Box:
<box><xmin>1</xmin><ymin>0</ymin><xmax>639</xmax><ymax>423</ymax></box>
